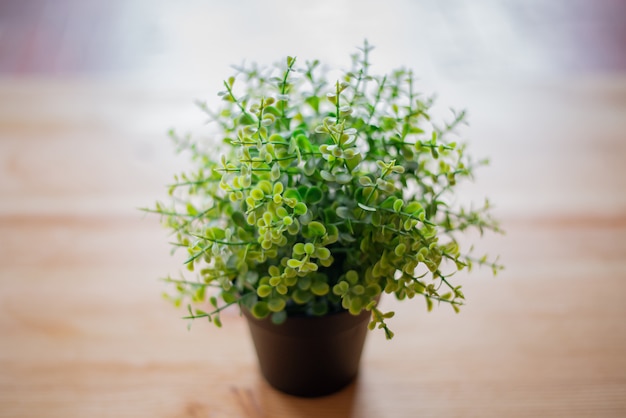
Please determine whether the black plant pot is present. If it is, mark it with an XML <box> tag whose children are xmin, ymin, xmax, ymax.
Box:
<box><xmin>242</xmin><ymin>308</ymin><xmax>371</xmax><ymax>397</ymax></box>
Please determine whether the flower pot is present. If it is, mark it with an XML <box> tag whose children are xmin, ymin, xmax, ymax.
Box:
<box><xmin>242</xmin><ymin>308</ymin><xmax>371</xmax><ymax>397</ymax></box>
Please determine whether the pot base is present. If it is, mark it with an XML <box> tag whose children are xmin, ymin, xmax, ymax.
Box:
<box><xmin>243</xmin><ymin>308</ymin><xmax>371</xmax><ymax>397</ymax></box>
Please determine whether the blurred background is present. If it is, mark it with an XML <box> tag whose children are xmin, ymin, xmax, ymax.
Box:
<box><xmin>3</xmin><ymin>0</ymin><xmax>626</xmax><ymax>78</ymax></box>
<box><xmin>2</xmin><ymin>0</ymin><xmax>625</xmax><ymax>215</ymax></box>
<box><xmin>1</xmin><ymin>1</ymin><xmax>625</xmax><ymax>417</ymax></box>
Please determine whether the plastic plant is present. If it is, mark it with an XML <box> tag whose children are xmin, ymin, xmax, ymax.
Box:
<box><xmin>145</xmin><ymin>40</ymin><xmax>502</xmax><ymax>339</ymax></box>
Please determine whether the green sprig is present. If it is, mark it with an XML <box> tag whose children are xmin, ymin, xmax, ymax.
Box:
<box><xmin>149</xmin><ymin>40</ymin><xmax>503</xmax><ymax>339</ymax></box>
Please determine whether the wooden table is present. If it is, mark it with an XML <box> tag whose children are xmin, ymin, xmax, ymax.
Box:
<box><xmin>1</xmin><ymin>74</ymin><xmax>625</xmax><ymax>417</ymax></box>
<box><xmin>1</xmin><ymin>0</ymin><xmax>626</xmax><ymax>413</ymax></box>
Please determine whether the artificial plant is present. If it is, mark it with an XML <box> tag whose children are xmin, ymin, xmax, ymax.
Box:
<box><xmin>146</xmin><ymin>40</ymin><xmax>502</xmax><ymax>339</ymax></box>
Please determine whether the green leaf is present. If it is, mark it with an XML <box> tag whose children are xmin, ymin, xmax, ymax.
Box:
<box><xmin>359</xmin><ymin>176</ymin><xmax>373</xmax><ymax>186</ymax></box>
<box><xmin>271</xmin><ymin>310</ymin><xmax>287</xmax><ymax>324</ymax></box>
<box><xmin>270</xmin><ymin>164</ymin><xmax>281</xmax><ymax>181</ymax></box>
<box><xmin>314</xmin><ymin>246</ymin><xmax>331</xmax><ymax>260</ymax></box>
<box><xmin>268</xmin><ymin>297</ymin><xmax>286</xmax><ymax>312</ymax></box>
<box><xmin>349</xmin><ymin>298</ymin><xmax>363</xmax><ymax>315</ymax></box>
<box><xmin>297</xmin><ymin>276</ymin><xmax>311</xmax><ymax>290</ymax></box>
<box><xmin>287</xmin><ymin>220</ymin><xmax>300</xmax><ymax>235</ymax></box>
<box><xmin>425</xmin><ymin>296</ymin><xmax>433</xmax><ymax>312</ymax></box>
<box><xmin>258</xmin><ymin>180</ymin><xmax>272</xmax><ymax>194</ymax></box>
<box><xmin>222</xmin><ymin>291</ymin><xmax>236</xmax><ymax>304</ymax></box>
<box><xmin>320</xmin><ymin>170</ymin><xmax>335</xmax><ymax>182</ymax></box>
<box><xmin>305</xmin><ymin>186</ymin><xmax>323</xmax><ymax>204</ymax></box>
<box><xmin>358</xmin><ymin>202</ymin><xmax>376</xmax><ymax>212</ymax></box>
<box><xmin>307</xmin><ymin>221</ymin><xmax>326</xmax><ymax>236</ymax></box>
<box><xmin>293</xmin><ymin>289</ymin><xmax>313</xmax><ymax>304</ymax></box>
<box><xmin>264</xmin><ymin>106</ymin><xmax>281</xmax><ymax>116</ymax></box>
<box><xmin>231</xmin><ymin>211</ymin><xmax>247</xmax><ymax>228</ymax></box>
<box><xmin>311</xmin><ymin>301</ymin><xmax>328</xmax><ymax>316</ymax></box>
<box><xmin>273</xmin><ymin>182</ymin><xmax>284</xmax><ymax>196</ymax></box>
<box><xmin>296</xmin><ymin>134</ymin><xmax>312</xmax><ymax>153</ymax></box>
<box><xmin>297</xmin><ymin>185</ymin><xmax>308</xmax><ymax>198</ymax></box>
<box><xmin>239</xmin><ymin>113</ymin><xmax>256</xmax><ymax>125</ymax></box>
<box><xmin>305</xmin><ymin>96</ymin><xmax>320</xmax><ymax>112</ymax></box>
<box><xmin>310</xmin><ymin>281</ymin><xmax>330</xmax><ymax>296</ymax></box>
<box><xmin>269</xmin><ymin>277</ymin><xmax>283</xmax><ymax>290</ymax></box>
<box><xmin>186</xmin><ymin>203</ymin><xmax>197</xmax><ymax>216</ymax></box>
<box><xmin>380</xmin><ymin>196</ymin><xmax>397</xmax><ymax>210</ymax></box>
<box><xmin>251</xmin><ymin>302</ymin><xmax>270</xmax><ymax>318</ymax></box>
<box><xmin>250</xmin><ymin>188</ymin><xmax>264</xmax><ymax>201</ymax></box>
<box><xmin>304</xmin><ymin>158</ymin><xmax>317</xmax><ymax>176</ymax></box>
<box><xmin>287</xmin><ymin>258</ymin><xmax>303</xmax><ymax>268</ymax></box>
<box><xmin>336</xmin><ymin>206</ymin><xmax>352</xmax><ymax>219</ymax></box>
<box><xmin>268</xmin><ymin>133</ymin><xmax>286</xmax><ymax>143</ymax></box>
<box><xmin>335</xmin><ymin>173</ymin><xmax>353</xmax><ymax>184</ymax></box>
<box><xmin>293</xmin><ymin>202</ymin><xmax>308</xmax><ymax>216</ymax></box>
<box><xmin>346</xmin><ymin>270</ymin><xmax>359</xmax><ymax>284</ymax></box>
<box><xmin>257</xmin><ymin>285</ymin><xmax>272</xmax><ymax>298</ymax></box>
<box><xmin>210</xmin><ymin>227</ymin><xmax>226</xmax><ymax>240</ymax></box>
<box><xmin>345</xmin><ymin>153</ymin><xmax>363</xmax><ymax>171</ymax></box>
<box><xmin>405</xmin><ymin>201</ymin><xmax>422</xmax><ymax>214</ymax></box>
<box><xmin>293</xmin><ymin>243</ymin><xmax>305</xmax><ymax>255</ymax></box>
<box><xmin>333</xmin><ymin>282</ymin><xmax>349</xmax><ymax>296</ymax></box>
<box><xmin>284</xmin><ymin>189</ymin><xmax>302</xmax><ymax>201</ymax></box>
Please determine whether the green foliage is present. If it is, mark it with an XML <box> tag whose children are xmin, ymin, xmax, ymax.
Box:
<box><xmin>147</xmin><ymin>40</ymin><xmax>503</xmax><ymax>339</ymax></box>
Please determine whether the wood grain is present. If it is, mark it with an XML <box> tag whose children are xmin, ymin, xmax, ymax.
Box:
<box><xmin>1</xmin><ymin>76</ymin><xmax>625</xmax><ymax>417</ymax></box>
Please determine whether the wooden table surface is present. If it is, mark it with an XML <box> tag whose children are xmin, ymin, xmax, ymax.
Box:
<box><xmin>1</xmin><ymin>1</ymin><xmax>626</xmax><ymax>417</ymax></box>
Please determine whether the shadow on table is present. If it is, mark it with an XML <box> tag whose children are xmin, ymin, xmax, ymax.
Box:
<box><xmin>233</xmin><ymin>376</ymin><xmax>362</xmax><ymax>417</ymax></box>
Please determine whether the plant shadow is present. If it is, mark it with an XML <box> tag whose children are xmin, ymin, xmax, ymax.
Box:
<box><xmin>235</xmin><ymin>376</ymin><xmax>361</xmax><ymax>417</ymax></box>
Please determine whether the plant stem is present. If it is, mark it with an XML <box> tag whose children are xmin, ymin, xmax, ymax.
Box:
<box><xmin>280</xmin><ymin>57</ymin><xmax>296</xmax><ymax>122</ymax></box>
<box><xmin>224</xmin><ymin>80</ymin><xmax>252</xmax><ymax>119</ymax></box>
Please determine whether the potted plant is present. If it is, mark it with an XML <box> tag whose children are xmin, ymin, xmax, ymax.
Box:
<box><xmin>146</xmin><ymin>40</ymin><xmax>502</xmax><ymax>397</ymax></box>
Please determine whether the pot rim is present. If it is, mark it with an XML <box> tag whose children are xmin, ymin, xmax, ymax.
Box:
<box><xmin>241</xmin><ymin>306</ymin><xmax>371</xmax><ymax>338</ymax></box>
